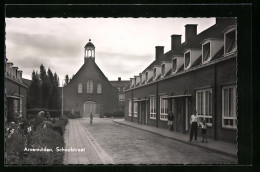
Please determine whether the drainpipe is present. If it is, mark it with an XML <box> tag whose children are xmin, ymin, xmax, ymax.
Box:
<box><xmin>18</xmin><ymin>85</ymin><xmax>21</xmax><ymax>117</ymax></box>
<box><xmin>156</xmin><ymin>82</ymin><xmax>159</xmax><ymax>128</ymax></box>
<box><xmin>131</xmin><ymin>90</ymin><xmax>133</xmax><ymax>122</ymax></box>
<box><xmin>214</xmin><ymin>63</ymin><xmax>217</xmax><ymax>140</ymax></box>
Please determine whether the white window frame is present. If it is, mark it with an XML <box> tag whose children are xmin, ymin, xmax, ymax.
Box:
<box><xmin>87</xmin><ymin>80</ymin><xmax>93</xmax><ymax>93</ymax></box>
<box><xmin>184</xmin><ymin>51</ymin><xmax>191</xmax><ymax>69</ymax></box>
<box><xmin>222</xmin><ymin>85</ymin><xmax>237</xmax><ymax>129</ymax></box>
<box><xmin>172</xmin><ymin>58</ymin><xmax>177</xmax><ymax>73</ymax></box>
<box><xmin>161</xmin><ymin>64</ymin><xmax>165</xmax><ymax>77</ymax></box>
<box><xmin>119</xmin><ymin>94</ymin><xmax>125</xmax><ymax>101</ymax></box>
<box><xmin>202</xmin><ymin>41</ymin><xmax>211</xmax><ymax>63</ymax></box>
<box><xmin>224</xmin><ymin>27</ymin><xmax>237</xmax><ymax>56</ymax></box>
<box><xmin>133</xmin><ymin>102</ymin><xmax>138</xmax><ymax>117</ymax></box>
<box><xmin>153</xmin><ymin>68</ymin><xmax>156</xmax><ymax>80</ymax></box>
<box><xmin>128</xmin><ymin>99</ymin><xmax>132</xmax><ymax>116</ymax></box>
<box><xmin>160</xmin><ymin>95</ymin><xmax>168</xmax><ymax>121</ymax></box>
<box><xmin>78</xmin><ymin>83</ymin><xmax>82</xmax><ymax>93</ymax></box>
<box><xmin>150</xmin><ymin>97</ymin><xmax>156</xmax><ymax>119</ymax></box>
<box><xmin>97</xmin><ymin>83</ymin><xmax>102</xmax><ymax>94</ymax></box>
<box><xmin>196</xmin><ymin>88</ymin><xmax>213</xmax><ymax>126</ymax></box>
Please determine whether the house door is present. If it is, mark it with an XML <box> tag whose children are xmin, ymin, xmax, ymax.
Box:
<box><xmin>83</xmin><ymin>101</ymin><xmax>96</xmax><ymax>118</ymax></box>
<box><xmin>139</xmin><ymin>102</ymin><xmax>147</xmax><ymax>125</ymax></box>
<box><xmin>175</xmin><ymin>98</ymin><xmax>185</xmax><ymax>133</ymax></box>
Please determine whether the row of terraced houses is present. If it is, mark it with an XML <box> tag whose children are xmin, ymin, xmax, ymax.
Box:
<box><xmin>124</xmin><ymin>18</ymin><xmax>237</xmax><ymax>143</ymax></box>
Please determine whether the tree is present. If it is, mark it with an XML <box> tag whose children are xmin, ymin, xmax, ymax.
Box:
<box><xmin>40</xmin><ymin>64</ymin><xmax>51</xmax><ymax>108</ymax></box>
<box><xmin>28</xmin><ymin>70</ymin><xmax>42</xmax><ymax>108</ymax></box>
<box><xmin>47</xmin><ymin>68</ymin><xmax>54</xmax><ymax>109</ymax></box>
<box><xmin>65</xmin><ymin>75</ymin><xmax>69</xmax><ymax>86</ymax></box>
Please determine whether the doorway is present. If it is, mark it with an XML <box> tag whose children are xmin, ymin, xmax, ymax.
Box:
<box><xmin>83</xmin><ymin>101</ymin><xmax>96</xmax><ymax>118</ymax></box>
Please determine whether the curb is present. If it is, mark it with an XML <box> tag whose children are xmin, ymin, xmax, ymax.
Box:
<box><xmin>113</xmin><ymin>120</ymin><xmax>237</xmax><ymax>159</ymax></box>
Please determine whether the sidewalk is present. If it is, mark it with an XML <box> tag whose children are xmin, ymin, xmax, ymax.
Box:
<box><xmin>113</xmin><ymin>119</ymin><xmax>237</xmax><ymax>159</ymax></box>
<box><xmin>63</xmin><ymin>119</ymin><xmax>114</xmax><ymax>164</ymax></box>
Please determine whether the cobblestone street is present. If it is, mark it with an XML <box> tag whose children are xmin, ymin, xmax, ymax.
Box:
<box><xmin>80</xmin><ymin>118</ymin><xmax>236</xmax><ymax>164</ymax></box>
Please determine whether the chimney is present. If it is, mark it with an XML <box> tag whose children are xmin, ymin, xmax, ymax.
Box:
<box><xmin>118</xmin><ymin>77</ymin><xmax>121</xmax><ymax>81</ymax></box>
<box><xmin>171</xmin><ymin>35</ymin><xmax>182</xmax><ymax>50</ymax></box>
<box><xmin>155</xmin><ymin>46</ymin><xmax>164</xmax><ymax>60</ymax></box>
<box><xmin>185</xmin><ymin>24</ymin><xmax>197</xmax><ymax>43</ymax></box>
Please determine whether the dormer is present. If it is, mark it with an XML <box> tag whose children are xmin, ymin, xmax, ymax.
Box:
<box><xmin>6</xmin><ymin>62</ymin><xmax>13</xmax><ymax>76</ymax></box>
<box><xmin>201</xmin><ymin>38</ymin><xmax>224</xmax><ymax>64</ymax></box>
<box><xmin>13</xmin><ymin>67</ymin><xmax>18</xmax><ymax>79</ymax></box>
<box><xmin>130</xmin><ymin>78</ymin><xmax>135</xmax><ymax>87</ymax></box>
<box><xmin>172</xmin><ymin>56</ymin><xmax>184</xmax><ymax>74</ymax></box>
<box><xmin>223</xmin><ymin>25</ymin><xmax>237</xmax><ymax>56</ymax></box>
<box><xmin>140</xmin><ymin>72</ymin><xmax>146</xmax><ymax>85</ymax></box>
<box><xmin>134</xmin><ymin>75</ymin><xmax>140</xmax><ymax>86</ymax></box>
<box><xmin>145</xmin><ymin>69</ymin><xmax>153</xmax><ymax>83</ymax></box>
<box><xmin>153</xmin><ymin>65</ymin><xmax>161</xmax><ymax>81</ymax></box>
<box><xmin>184</xmin><ymin>49</ymin><xmax>201</xmax><ymax>70</ymax></box>
<box><xmin>17</xmin><ymin>70</ymin><xmax>22</xmax><ymax>82</ymax></box>
<box><xmin>160</xmin><ymin>61</ymin><xmax>171</xmax><ymax>78</ymax></box>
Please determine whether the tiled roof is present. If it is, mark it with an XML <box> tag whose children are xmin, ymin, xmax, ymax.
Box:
<box><xmin>211</xmin><ymin>46</ymin><xmax>224</xmax><ymax>61</ymax></box>
<box><xmin>142</xmin><ymin>18</ymin><xmax>236</xmax><ymax>72</ymax></box>
<box><xmin>177</xmin><ymin>64</ymin><xmax>184</xmax><ymax>73</ymax></box>
<box><xmin>110</xmin><ymin>80</ymin><xmax>130</xmax><ymax>87</ymax></box>
<box><xmin>191</xmin><ymin>55</ymin><xmax>202</xmax><ymax>68</ymax></box>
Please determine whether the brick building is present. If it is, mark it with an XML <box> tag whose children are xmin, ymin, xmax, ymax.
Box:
<box><xmin>5</xmin><ymin>58</ymin><xmax>28</xmax><ymax>122</ymax></box>
<box><xmin>62</xmin><ymin>40</ymin><xmax>127</xmax><ymax>117</ymax></box>
<box><xmin>110</xmin><ymin>77</ymin><xmax>130</xmax><ymax>111</ymax></box>
<box><xmin>124</xmin><ymin>18</ymin><xmax>237</xmax><ymax>143</ymax></box>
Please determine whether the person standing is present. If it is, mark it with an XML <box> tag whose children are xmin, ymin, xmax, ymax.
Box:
<box><xmin>189</xmin><ymin>110</ymin><xmax>198</xmax><ymax>142</ymax></box>
<box><xmin>168</xmin><ymin>110</ymin><xmax>174</xmax><ymax>131</ymax></box>
<box><xmin>90</xmin><ymin>112</ymin><xmax>93</xmax><ymax>125</ymax></box>
<box><xmin>201</xmin><ymin>118</ymin><xmax>208</xmax><ymax>143</ymax></box>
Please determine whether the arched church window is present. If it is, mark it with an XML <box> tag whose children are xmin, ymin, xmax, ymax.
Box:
<box><xmin>78</xmin><ymin>83</ymin><xmax>82</xmax><ymax>93</ymax></box>
<box><xmin>97</xmin><ymin>83</ymin><xmax>102</xmax><ymax>94</ymax></box>
<box><xmin>87</xmin><ymin>80</ymin><xmax>93</xmax><ymax>93</ymax></box>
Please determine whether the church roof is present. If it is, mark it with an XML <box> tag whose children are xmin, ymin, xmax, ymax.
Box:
<box><xmin>85</xmin><ymin>39</ymin><xmax>95</xmax><ymax>49</ymax></box>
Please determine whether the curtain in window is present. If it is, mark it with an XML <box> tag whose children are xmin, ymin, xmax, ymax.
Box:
<box><xmin>87</xmin><ymin>80</ymin><xmax>93</xmax><ymax>93</ymax></box>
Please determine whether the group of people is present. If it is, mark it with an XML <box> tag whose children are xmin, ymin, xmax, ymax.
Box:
<box><xmin>167</xmin><ymin>110</ymin><xmax>208</xmax><ymax>143</ymax></box>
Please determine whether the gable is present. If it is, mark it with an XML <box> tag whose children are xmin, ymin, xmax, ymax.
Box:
<box><xmin>64</xmin><ymin>58</ymin><xmax>116</xmax><ymax>90</ymax></box>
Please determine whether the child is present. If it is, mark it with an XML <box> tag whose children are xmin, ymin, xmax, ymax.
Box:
<box><xmin>90</xmin><ymin>112</ymin><xmax>93</xmax><ymax>125</ymax></box>
<box><xmin>201</xmin><ymin>118</ymin><xmax>208</xmax><ymax>143</ymax></box>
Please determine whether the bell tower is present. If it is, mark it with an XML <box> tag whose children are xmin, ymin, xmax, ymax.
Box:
<box><xmin>84</xmin><ymin>39</ymin><xmax>95</xmax><ymax>62</ymax></box>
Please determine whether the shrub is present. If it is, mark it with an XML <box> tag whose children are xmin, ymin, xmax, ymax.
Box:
<box><xmin>5</xmin><ymin>117</ymin><xmax>65</xmax><ymax>165</ymax></box>
<box><xmin>104</xmin><ymin>111</ymin><xmax>124</xmax><ymax>118</ymax></box>
<box><xmin>52</xmin><ymin>120</ymin><xmax>66</xmax><ymax>136</ymax></box>
<box><xmin>27</xmin><ymin>109</ymin><xmax>61</xmax><ymax>119</ymax></box>
<box><xmin>23</xmin><ymin>128</ymin><xmax>64</xmax><ymax>164</ymax></box>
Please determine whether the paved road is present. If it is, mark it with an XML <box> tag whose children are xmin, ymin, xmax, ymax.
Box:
<box><xmin>80</xmin><ymin>118</ymin><xmax>236</xmax><ymax>164</ymax></box>
<box><xmin>63</xmin><ymin>119</ymin><xmax>113</xmax><ymax>164</ymax></box>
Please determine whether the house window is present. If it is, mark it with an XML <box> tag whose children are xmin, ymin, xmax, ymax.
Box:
<box><xmin>196</xmin><ymin>89</ymin><xmax>213</xmax><ymax>126</ymax></box>
<box><xmin>128</xmin><ymin>99</ymin><xmax>132</xmax><ymax>116</ymax></box>
<box><xmin>161</xmin><ymin>64</ymin><xmax>165</xmax><ymax>76</ymax></box>
<box><xmin>203</xmin><ymin>42</ymin><xmax>211</xmax><ymax>62</ymax></box>
<box><xmin>185</xmin><ymin>52</ymin><xmax>191</xmax><ymax>69</ymax></box>
<box><xmin>160</xmin><ymin>96</ymin><xmax>168</xmax><ymax>121</ymax></box>
<box><xmin>225</xmin><ymin>29</ymin><xmax>237</xmax><ymax>55</ymax></box>
<box><xmin>97</xmin><ymin>83</ymin><xmax>102</xmax><ymax>94</ymax></box>
<box><xmin>150</xmin><ymin>97</ymin><xmax>156</xmax><ymax>119</ymax></box>
<box><xmin>117</xmin><ymin>87</ymin><xmax>121</xmax><ymax>91</ymax></box>
<box><xmin>172</xmin><ymin>58</ymin><xmax>177</xmax><ymax>73</ymax></box>
<box><xmin>153</xmin><ymin>68</ymin><xmax>156</xmax><ymax>80</ymax></box>
<box><xmin>78</xmin><ymin>83</ymin><xmax>82</xmax><ymax>93</ymax></box>
<box><xmin>146</xmin><ymin>72</ymin><xmax>148</xmax><ymax>82</ymax></box>
<box><xmin>119</xmin><ymin>94</ymin><xmax>125</xmax><ymax>101</ymax></box>
<box><xmin>222</xmin><ymin>85</ymin><xmax>237</xmax><ymax>129</ymax></box>
<box><xmin>87</xmin><ymin>80</ymin><xmax>93</xmax><ymax>93</ymax></box>
<box><xmin>134</xmin><ymin>102</ymin><xmax>138</xmax><ymax>117</ymax></box>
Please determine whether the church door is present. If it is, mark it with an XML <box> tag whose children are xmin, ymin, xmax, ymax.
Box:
<box><xmin>83</xmin><ymin>101</ymin><xmax>96</xmax><ymax>118</ymax></box>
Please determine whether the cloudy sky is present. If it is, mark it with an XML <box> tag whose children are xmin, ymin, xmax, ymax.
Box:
<box><xmin>5</xmin><ymin>18</ymin><xmax>215</xmax><ymax>84</ymax></box>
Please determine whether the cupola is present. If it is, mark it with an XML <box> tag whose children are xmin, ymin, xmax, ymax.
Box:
<box><xmin>84</xmin><ymin>39</ymin><xmax>95</xmax><ymax>62</ymax></box>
